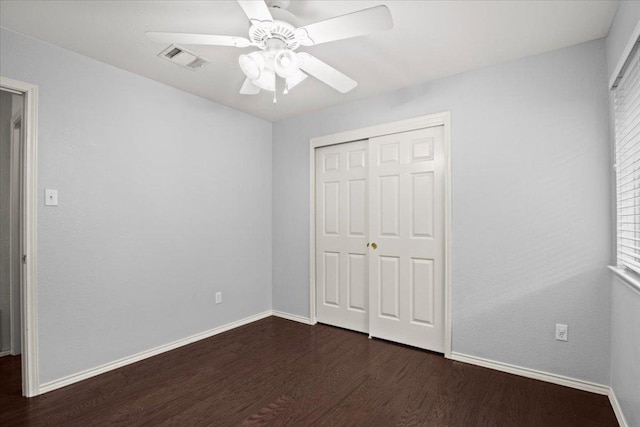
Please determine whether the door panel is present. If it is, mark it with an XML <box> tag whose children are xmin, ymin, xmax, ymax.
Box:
<box><xmin>368</xmin><ymin>126</ymin><xmax>445</xmax><ymax>352</ymax></box>
<box><xmin>323</xmin><ymin>181</ymin><xmax>340</xmax><ymax>235</ymax></box>
<box><xmin>323</xmin><ymin>252</ymin><xmax>340</xmax><ymax>306</ymax></box>
<box><xmin>379</xmin><ymin>175</ymin><xmax>400</xmax><ymax>237</ymax></box>
<box><xmin>411</xmin><ymin>258</ymin><xmax>434</xmax><ymax>325</ymax></box>
<box><xmin>348</xmin><ymin>179</ymin><xmax>366</xmax><ymax>236</ymax></box>
<box><xmin>411</xmin><ymin>172</ymin><xmax>434</xmax><ymax>238</ymax></box>
<box><xmin>379</xmin><ymin>255</ymin><xmax>400</xmax><ymax>319</ymax></box>
<box><xmin>347</xmin><ymin>253</ymin><xmax>366</xmax><ymax>312</ymax></box>
<box><xmin>315</xmin><ymin>141</ymin><xmax>369</xmax><ymax>333</ymax></box>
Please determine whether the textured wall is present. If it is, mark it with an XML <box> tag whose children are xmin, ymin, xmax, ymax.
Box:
<box><xmin>606</xmin><ymin>1</ymin><xmax>640</xmax><ymax>82</ymax></box>
<box><xmin>272</xmin><ymin>39</ymin><xmax>612</xmax><ymax>385</ymax></box>
<box><xmin>0</xmin><ymin>28</ymin><xmax>272</xmax><ymax>384</ymax></box>
<box><xmin>610</xmin><ymin>277</ymin><xmax>640</xmax><ymax>426</ymax></box>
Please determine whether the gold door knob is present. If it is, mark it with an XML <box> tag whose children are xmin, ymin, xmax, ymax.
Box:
<box><xmin>371</xmin><ymin>242</ymin><xmax>377</xmax><ymax>250</ymax></box>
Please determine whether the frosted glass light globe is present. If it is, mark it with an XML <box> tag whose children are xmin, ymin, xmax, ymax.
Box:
<box><xmin>239</xmin><ymin>51</ymin><xmax>265</xmax><ymax>80</ymax></box>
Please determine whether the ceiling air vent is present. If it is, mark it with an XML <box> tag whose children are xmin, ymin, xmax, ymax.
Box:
<box><xmin>158</xmin><ymin>45</ymin><xmax>209</xmax><ymax>71</ymax></box>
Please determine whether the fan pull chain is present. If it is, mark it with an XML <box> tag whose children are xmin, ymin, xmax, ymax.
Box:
<box><xmin>273</xmin><ymin>74</ymin><xmax>279</xmax><ymax>104</ymax></box>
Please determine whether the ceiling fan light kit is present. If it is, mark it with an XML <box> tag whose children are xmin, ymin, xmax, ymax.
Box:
<box><xmin>274</xmin><ymin>50</ymin><xmax>298</xmax><ymax>78</ymax></box>
<box><xmin>147</xmin><ymin>0</ymin><xmax>393</xmax><ymax>102</ymax></box>
<box><xmin>239</xmin><ymin>51</ymin><xmax>265</xmax><ymax>80</ymax></box>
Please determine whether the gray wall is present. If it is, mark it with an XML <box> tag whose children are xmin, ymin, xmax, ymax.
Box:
<box><xmin>272</xmin><ymin>39</ymin><xmax>612</xmax><ymax>385</ymax></box>
<box><xmin>610</xmin><ymin>277</ymin><xmax>640</xmax><ymax>426</ymax></box>
<box><xmin>606</xmin><ymin>2</ymin><xmax>640</xmax><ymax>424</ymax></box>
<box><xmin>0</xmin><ymin>28</ymin><xmax>273</xmax><ymax>384</ymax></box>
<box><xmin>606</xmin><ymin>1</ymin><xmax>640</xmax><ymax>83</ymax></box>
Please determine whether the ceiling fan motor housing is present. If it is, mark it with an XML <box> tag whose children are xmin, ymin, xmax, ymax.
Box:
<box><xmin>249</xmin><ymin>20</ymin><xmax>300</xmax><ymax>50</ymax></box>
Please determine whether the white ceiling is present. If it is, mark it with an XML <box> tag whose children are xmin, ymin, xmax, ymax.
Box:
<box><xmin>0</xmin><ymin>0</ymin><xmax>619</xmax><ymax>122</ymax></box>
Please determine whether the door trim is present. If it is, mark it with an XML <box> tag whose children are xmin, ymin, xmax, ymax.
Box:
<box><xmin>308</xmin><ymin>112</ymin><xmax>452</xmax><ymax>358</ymax></box>
<box><xmin>1</xmin><ymin>76</ymin><xmax>39</xmax><ymax>397</ymax></box>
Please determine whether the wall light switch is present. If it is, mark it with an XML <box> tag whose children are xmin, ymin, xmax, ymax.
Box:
<box><xmin>556</xmin><ymin>324</ymin><xmax>568</xmax><ymax>342</ymax></box>
<box><xmin>45</xmin><ymin>189</ymin><xmax>58</xmax><ymax>206</ymax></box>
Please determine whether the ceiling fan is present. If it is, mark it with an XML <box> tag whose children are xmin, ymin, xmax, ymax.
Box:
<box><xmin>147</xmin><ymin>0</ymin><xmax>393</xmax><ymax>102</ymax></box>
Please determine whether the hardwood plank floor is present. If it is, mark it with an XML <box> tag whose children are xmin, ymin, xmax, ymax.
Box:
<box><xmin>0</xmin><ymin>317</ymin><xmax>617</xmax><ymax>426</ymax></box>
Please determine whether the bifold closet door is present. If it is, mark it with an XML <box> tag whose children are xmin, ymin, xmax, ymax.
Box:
<box><xmin>368</xmin><ymin>126</ymin><xmax>445</xmax><ymax>352</ymax></box>
<box><xmin>315</xmin><ymin>140</ymin><xmax>369</xmax><ymax>333</ymax></box>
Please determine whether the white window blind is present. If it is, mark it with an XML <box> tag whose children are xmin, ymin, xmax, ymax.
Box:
<box><xmin>615</xmin><ymin>44</ymin><xmax>640</xmax><ymax>274</ymax></box>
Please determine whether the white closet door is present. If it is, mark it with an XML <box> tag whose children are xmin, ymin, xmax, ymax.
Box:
<box><xmin>315</xmin><ymin>141</ymin><xmax>369</xmax><ymax>333</ymax></box>
<box><xmin>368</xmin><ymin>126</ymin><xmax>445</xmax><ymax>352</ymax></box>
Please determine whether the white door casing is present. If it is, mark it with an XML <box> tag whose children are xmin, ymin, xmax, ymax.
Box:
<box><xmin>315</xmin><ymin>140</ymin><xmax>369</xmax><ymax>333</ymax></box>
<box><xmin>368</xmin><ymin>126</ymin><xmax>446</xmax><ymax>352</ymax></box>
<box><xmin>0</xmin><ymin>77</ymin><xmax>39</xmax><ymax>397</ymax></box>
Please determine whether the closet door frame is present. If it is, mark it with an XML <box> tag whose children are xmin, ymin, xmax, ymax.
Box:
<box><xmin>309</xmin><ymin>111</ymin><xmax>453</xmax><ymax>358</ymax></box>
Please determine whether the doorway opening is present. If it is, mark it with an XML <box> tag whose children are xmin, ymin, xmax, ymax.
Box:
<box><xmin>0</xmin><ymin>77</ymin><xmax>39</xmax><ymax>397</ymax></box>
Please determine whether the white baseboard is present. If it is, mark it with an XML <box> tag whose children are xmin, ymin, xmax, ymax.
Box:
<box><xmin>271</xmin><ymin>310</ymin><xmax>314</xmax><ymax>325</ymax></box>
<box><xmin>609</xmin><ymin>388</ymin><xmax>628</xmax><ymax>427</ymax></box>
<box><xmin>39</xmin><ymin>310</ymin><xmax>273</xmax><ymax>395</ymax></box>
<box><xmin>0</xmin><ymin>349</ymin><xmax>12</xmax><ymax>357</ymax></box>
<box><xmin>450</xmin><ymin>352</ymin><xmax>609</xmax><ymax>396</ymax></box>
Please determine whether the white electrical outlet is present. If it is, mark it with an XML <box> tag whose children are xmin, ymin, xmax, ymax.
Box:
<box><xmin>45</xmin><ymin>189</ymin><xmax>58</xmax><ymax>206</ymax></box>
<box><xmin>215</xmin><ymin>292</ymin><xmax>222</xmax><ymax>304</ymax></box>
<box><xmin>556</xmin><ymin>324</ymin><xmax>568</xmax><ymax>342</ymax></box>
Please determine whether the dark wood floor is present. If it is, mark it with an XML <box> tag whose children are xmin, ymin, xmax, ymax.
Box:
<box><xmin>0</xmin><ymin>317</ymin><xmax>617</xmax><ymax>426</ymax></box>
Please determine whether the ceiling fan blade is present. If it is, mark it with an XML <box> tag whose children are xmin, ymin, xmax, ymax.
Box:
<box><xmin>297</xmin><ymin>53</ymin><xmax>357</xmax><ymax>93</ymax></box>
<box><xmin>296</xmin><ymin>5</ymin><xmax>392</xmax><ymax>46</ymax></box>
<box><xmin>237</xmin><ymin>0</ymin><xmax>273</xmax><ymax>25</ymax></box>
<box><xmin>146</xmin><ymin>31</ymin><xmax>251</xmax><ymax>47</ymax></box>
<box><xmin>240</xmin><ymin>78</ymin><xmax>261</xmax><ymax>95</ymax></box>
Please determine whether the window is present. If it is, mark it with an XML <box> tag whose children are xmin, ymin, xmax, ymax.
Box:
<box><xmin>615</xmin><ymin>43</ymin><xmax>640</xmax><ymax>274</ymax></box>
